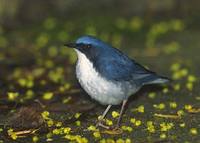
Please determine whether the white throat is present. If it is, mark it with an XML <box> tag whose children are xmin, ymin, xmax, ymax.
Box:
<box><xmin>74</xmin><ymin>49</ymin><xmax>125</xmax><ymax>105</ymax></box>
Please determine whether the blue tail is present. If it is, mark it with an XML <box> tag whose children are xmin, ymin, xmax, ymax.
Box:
<box><xmin>140</xmin><ymin>74</ymin><xmax>170</xmax><ymax>86</ymax></box>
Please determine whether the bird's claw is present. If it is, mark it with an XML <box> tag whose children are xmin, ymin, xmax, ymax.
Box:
<box><xmin>111</xmin><ymin>125</ymin><xmax>120</xmax><ymax>130</ymax></box>
<box><xmin>96</xmin><ymin>120</ymin><xmax>121</xmax><ymax>131</ymax></box>
<box><xmin>96</xmin><ymin>120</ymin><xmax>110</xmax><ymax>129</ymax></box>
<box><xmin>98</xmin><ymin>124</ymin><xmax>123</xmax><ymax>134</ymax></box>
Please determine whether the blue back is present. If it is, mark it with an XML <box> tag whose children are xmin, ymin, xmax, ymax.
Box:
<box><xmin>75</xmin><ymin>36</ymin><xmax>161</xmax><ymax>84</ymax></box>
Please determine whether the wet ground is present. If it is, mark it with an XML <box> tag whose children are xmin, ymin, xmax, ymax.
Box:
<box><xmin>0</xmin><ymin>18</ymin><xmax>199</xmax><ymax>143</ymax></box>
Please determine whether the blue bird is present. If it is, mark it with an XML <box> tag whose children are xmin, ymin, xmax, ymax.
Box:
<box><xmin>65</xmin><ymin>35</ymin><xmax>169</xmax><ymax>129</ymax></box>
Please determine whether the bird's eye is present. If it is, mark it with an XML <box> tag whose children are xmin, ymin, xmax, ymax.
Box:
<box><xmin>86</xmin><ymin>44</ymin><xmax>92</xmax><ymax>48</ymax></box>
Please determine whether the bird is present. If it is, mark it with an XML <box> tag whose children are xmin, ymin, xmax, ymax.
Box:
<box><xmin>65</xmin><ymin>35</ymin><xmax>169</xmax><ymax>129</ymax></box>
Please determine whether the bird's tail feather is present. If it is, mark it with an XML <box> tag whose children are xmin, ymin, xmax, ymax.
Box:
<box><xmin>141</xmin><ymin>74</ymin><xmax>170</xmax><ymax>85</ymax></box>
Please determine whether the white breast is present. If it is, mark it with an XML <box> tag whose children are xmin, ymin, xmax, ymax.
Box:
<box><xmin>75</xmin><ymin>50</ymin><xmax>127</xmax><ymax>105</ymax></box>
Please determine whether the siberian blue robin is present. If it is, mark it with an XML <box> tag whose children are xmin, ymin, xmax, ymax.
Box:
<box><xmin>65</xmin><ymin>35</ymin><xmax>169</xmax><ymax>129</ymax></box>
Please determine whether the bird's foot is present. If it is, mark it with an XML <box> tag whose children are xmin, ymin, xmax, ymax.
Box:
<box><xmin>101</xmin><ymin>124</ymin><xmax>123</xmax><ymax>134</ymax></box>
<box><xmin>96</xmin><ymin>120</ymin><xmax>110</xmax><ymax>129</ymax></box>
<box><xmin>96</xmin><ymin>120</ymin><xmax>122</xmax><ymax>132</ymax></box>
<box><xmin>109</xmin><ymin>124</ymin><xmax>121</xmax><ymax>131</ymax></box>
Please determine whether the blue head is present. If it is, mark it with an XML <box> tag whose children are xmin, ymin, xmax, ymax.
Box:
<box><xmin>76</xmin><ymin>36</ymin><xmax>109</xmax><ymax>48</ymax></box>
<box><xmin>65</xmin><ymin>35</ymin><xmax>116</xmax><ymax>61</ymax></box>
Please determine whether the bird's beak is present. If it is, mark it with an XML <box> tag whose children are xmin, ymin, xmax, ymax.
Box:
<box><xmin>64</xmin><ymin>43</ymin><xmax>77</xmax><ymax>48</ymax></box>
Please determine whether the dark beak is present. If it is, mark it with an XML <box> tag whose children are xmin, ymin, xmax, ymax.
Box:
<box><xmin>64</xmin><ymin>43</ymin><xmax>77</xmax><ymax>48</ymax></box>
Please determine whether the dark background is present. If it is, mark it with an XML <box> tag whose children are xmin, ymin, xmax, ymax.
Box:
<box><xmin>0</xmin><ymin>0</ymin><xmax>199</xmax><ymax>142</ymax></box>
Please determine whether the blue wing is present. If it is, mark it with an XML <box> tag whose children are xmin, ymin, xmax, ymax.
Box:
<box><xmin>94</xmin><ymin>48</ymin><xmax>169</xmax><ymax>85</ymax></box>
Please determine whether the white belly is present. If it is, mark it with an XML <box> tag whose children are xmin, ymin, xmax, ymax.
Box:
<box><xmin>75</xmin><ymin>50</ymin><xmax>128</xmax><ymax>105</ymax></box>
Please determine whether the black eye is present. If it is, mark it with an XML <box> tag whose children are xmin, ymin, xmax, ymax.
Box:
<box><xmin>86</xmin><ymin>44</ymin><xmax>92</xmax><ymax>48</ymax></box>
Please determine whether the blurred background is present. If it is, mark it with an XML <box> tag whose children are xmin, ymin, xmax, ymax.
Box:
<box><xmin>0</xmin><ymin>0</ymin><xmax>200</xmax><ymax>66</ymax></box>
<box><xmin>0</xmin><ymin>0</ymin><xmax>199</xmax><ymax>85</ymax></box>
<box><xmin>0</xmin><ymin>0</ymin><xmax>199</xmax><ymax>142</ymax></box>
<box><xmin>0</xmin><ymin>0</ymin><xmax>200</xmax><ymax>63</ymax></box>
